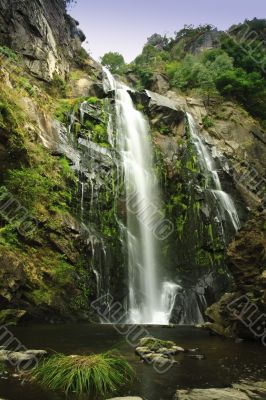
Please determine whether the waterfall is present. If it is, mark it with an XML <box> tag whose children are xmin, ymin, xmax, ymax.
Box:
<box><xmin>103</xmin><ymin>68</ymin><xmax>178</xmax><ymax>324</ymax></box>
<box><xmin>187</xmin><ymin>113</ymin><xmax>241</xmax><ymax>232</ymax></box>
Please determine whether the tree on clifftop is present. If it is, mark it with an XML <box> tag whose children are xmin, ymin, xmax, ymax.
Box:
<box><xmin>101</xmin><ymin>52</ymin><xmax>126</xmax><ymax>74</ymax></box>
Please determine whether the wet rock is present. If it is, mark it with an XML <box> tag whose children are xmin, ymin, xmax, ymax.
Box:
<box><xmin>175</xmin><ymin>381</ymin><xmax>266</xmax><ymax>399</ymax></box>
<box><xmin>25</xmin><ymin>350</ymin><xmax>48</xmax><ymax>356</ymax></box>
<box><xmin>0</xmin><ymin>309</ymin><xmax>26</xmax><ymax>326</ymax></box>
<box><xmin>107</xmin><ymin>398</ymin><xmax>143</xmax><ymax>400</ymax></box>
<box><xmin>0</xmin><ymin>348</ymin><xmax>47</xmax><ymax>363</ymax></box>
<box><xmin>205</xmin><ymin>212</ymin><xmax>266</xmax><ymax>342</ymax></box>
<box><xmin>186</xmin><ymin>354</ymin><xmax>205</xmax><ymax>360</ymax></box>
<box><xmin>175</xmin><ymin>388</ymin><xmax>250</xmax><ymax>399</ymax></box>
<box><xmin>136</xmin><ymin>337</ymin><xmax>182</xmax><ymax>366</ymax></box>
<box><xmin>128</xmin><ymin>89</ymin><xmax>185</xmax><ymax>134</ymax></box>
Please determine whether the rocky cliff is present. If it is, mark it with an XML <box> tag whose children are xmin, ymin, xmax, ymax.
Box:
<box><xmin>0</xmin><ymin>0</ymin><xmax>265</xmax><ymax>337</ymax></box>
<box><xmin>0</xmin><ymin>0</ymin><xmax>86</xmax><ymax>81</ymax></box>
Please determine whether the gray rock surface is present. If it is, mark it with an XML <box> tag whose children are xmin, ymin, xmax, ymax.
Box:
<box><xmin>107</xmin><ymin>398</ymin><xmax>143</xmax><ymax>400</ymax></box>
<box><xmin>175</xmin><ymin>381</ymin><xmax>266</xmax><ymax>399</ymax></box>
<box><xmin>0</xmin><ymin>0</ymin><xmax>86</xmax><ymax>81</ymax></box>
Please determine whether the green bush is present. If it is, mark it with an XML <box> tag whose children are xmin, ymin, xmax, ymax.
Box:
<box><xmin>49</xmin><ymin>73</ymin><xmax>67</xmax><ymax>98</ymax></box>
<box><xmin>29</xmin><ymin>352</ymin><xmax>134</xmax><ymax>396</ymax></box>
<box><xmin>0</xmin><ymin>46</ymin><xmax>18</xmax><ymax>62</ymax></box>
<box><xmin>202</xmin><ymin>115</ymin><xmax>215</xmax><ymax>129</ymax></box>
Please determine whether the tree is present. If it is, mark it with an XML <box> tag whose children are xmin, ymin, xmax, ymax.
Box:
<box><xmin>146</xmin><ymin>34</ymin><xmax>169</xmax><ymax>50</ymax></box>
<box><xmin>100</xmin><ymin>52</ymin><xmax>126</xmax><ymax>74</ymax></box>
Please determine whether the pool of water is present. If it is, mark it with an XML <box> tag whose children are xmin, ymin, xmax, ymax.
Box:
<box><xmin>0</xmin><ymin>324</ymin><xmax>265</xmax><ymax>400</ymax></box>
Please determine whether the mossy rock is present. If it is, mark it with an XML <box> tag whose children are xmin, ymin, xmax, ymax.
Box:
<box><xmin>0</xmin><ymin>309</ymin><xmax>26</xmax><ymax>326</ymax></box>
<box><xmin>138</xmin><ymin>337</ymin><xmax>176</xmax><ymax>351</ymax></box>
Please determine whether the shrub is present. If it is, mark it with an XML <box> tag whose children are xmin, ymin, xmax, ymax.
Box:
<box><xmin>0</xmin><ymin>46</ymin><xmax>18</xmax><ymax>62</ymax></box>
<box><xmin>202</xmin><ymin>115</ymin><xmax>215</xmax><ymax>129</ymax></box>
<box><xmin>29</xmin><ymin>352</ymin><xmax>134</xmax><ymax>396</ymax></box>
<box><xmin>49</xmin><ymin>73</ymin><xmax>67</xmax><ymax>98</ymax></box>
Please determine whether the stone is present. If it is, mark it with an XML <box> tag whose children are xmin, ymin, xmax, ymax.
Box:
<box><xmin>175</xmin><ymin>388</ymin><xmax>250</xmax><ymax>399</ymax></box>
<box><xmin>175</xmin><ymin>381</ymin><xmax>266</xmax><ymax>399</ymax></box>
<box><xmin>128</xmin><ymin>89</ymin><xmax>185</xmax><ymax>134</ymax></box>
<box><xmin>0</xmin><ymin>0</ymin><xmax>86</xmax><ymax>81</ymax></box>
<box><xmin>0</xmin><ymin>349</ymin><xmax>47</xmax><ymax>362</ymax></box>
<box><xmin>0</xmin><ymin>309</ymin><xmax>26</xmax><ymax>326</ymax></box>
<box><xmin>186</xmin><ymin>354</ymin><xmax>205</xmax><ymax>360</ymax></box>
<box><xmin>25</xmin><ymin>350</ymin><xmax>47</xmax><ymax>356</ymax></box>
<box><xmin>107</xmin><ymin>398</ymin><xmax>143</xmax><ymax>400</ymax></box>
<box><xmin>135</xmin><ymin>347</ymin><xmax>150</xmax><ymax>357</ymax></box>
<box><xmin>205</xmin><ymin>212</ymin><xmax>266</xmax><ymax>341</ymax></box>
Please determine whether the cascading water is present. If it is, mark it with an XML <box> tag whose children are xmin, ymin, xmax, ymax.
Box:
<box><xmin>187</xmin><ymin>113</ymin><xmax>241</xmax><ymax>232</ymax></box>
<box><xmin>103</xmin><ymin>67</ymin><xmax>178</xmax><ymax>324</ymax></box>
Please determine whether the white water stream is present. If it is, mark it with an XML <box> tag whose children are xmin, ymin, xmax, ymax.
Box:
<box><xmin>187</xmin><ymin>113</ymin><xmax>240</xmax><ymax>231</ymax></box>
<box><xmin>103</xmin><ymin>68</ymin><xmax>179</xmax><ymax>324</ymax></box>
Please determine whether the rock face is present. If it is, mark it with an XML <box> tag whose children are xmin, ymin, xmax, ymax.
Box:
<box><xmin>0</xmin><ymin>0</ymin><xmax>86</xmax><ymax>81</ymax></box>
<box><xmin>204</xmin><ymin>211</ymin><xmax>266</xmax><ymax>340</ymax></box>
<box><xmin>175</xmin><ymin>381</ymin><xmax>266</xmax><ymax>400</ymax></box>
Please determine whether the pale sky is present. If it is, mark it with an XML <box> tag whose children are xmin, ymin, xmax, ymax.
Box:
<box><xmin>69</xmin><ymin>0</ymin><xmax>265</xmax><ymax>62</ymax></box>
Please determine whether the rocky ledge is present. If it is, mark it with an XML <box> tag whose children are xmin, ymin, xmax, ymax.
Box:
<box><xmin>175</xmin><ymin>381</ymin><xmax>266</xmax><ymax>399</ymax></box>
<box><xmin>204</xmin><ymin>211</ymin><xmax>266</xmax><ymax>342</ymax></box>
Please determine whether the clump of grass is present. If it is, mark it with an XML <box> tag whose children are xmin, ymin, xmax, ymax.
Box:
<box><xmin>29</xmin><ymin>351</ymin><xmax>134</xmax><ymax>396</ymax></box>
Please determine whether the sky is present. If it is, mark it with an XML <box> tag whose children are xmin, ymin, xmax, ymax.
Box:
<box><xmin>69</xmin><ymin>0</ymin><xmax>265</xmax><ymax>63</ymax></box>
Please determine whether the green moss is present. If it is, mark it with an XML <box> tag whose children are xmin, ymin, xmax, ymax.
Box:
<box><xmin>139</xmin><ymin>337</ymin><xmax>175</xmax><ymax>350</ymax></box>
<box><xmin>136</xmin><ymin>103</ymin><xmax>145</xmax><ymax>111</ymax></box>
<box><xmin>49</xmin><ymin>73</ymin><xmax>67</xmax><ymax>98</ymax></box>
<box><xmin>0</xmin><ymin>309</ymin><xmax>26</xmax><ymax>326</ymax></box>
<box><xmin>0</xmin><ymin>225</ymin><xmax>19</xmax><ymax>247</ymax></box>
<box><xmin>87</xmin><ymin>96</ymin><xmax>98</xmax><ymax>104</ymax></box>
<box><xmin>0</xmin><ymin>46</ymin><xmax>18</xmax><ymax>62</ymax></box>
<box><xmin>16</xmin><ymin>76</ymin><xmax>36</xmax><ymax>96</ymax></box>
<box><xmin>0</xmin><ymin>84</ymin><xmax>27</xmax><ymax>156</ymax></box>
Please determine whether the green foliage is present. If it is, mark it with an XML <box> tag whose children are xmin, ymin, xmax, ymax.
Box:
<box><xmin>0</xmin><ymin>46</ymin><xmax>18</xmax><ymax>62</ymax></box>
<box><xmin>133</xmin><ymin>20</ymin><xmax>266</xmax><ymax>122</ymax></box>
<box><xmin>138</xmin><ymin>337</ymin><xmax>175</xmax><ymax>350</ymax></box>
<box><xmin>5</xmin><ymin>152</ymin><xmax>75</xmax><ymax>219</ymax></box>
<box><xmin>87</xmin><ymin>96</ymin><xmax>98</xmax><ymax>104</ymax></box>
<box><xmin>29</xmin><ymin>352</ymin><xmax>134</xmax><ymax>396</ymax></box>
<box><xmin>49</xmin><ymin>73</ymin><xmax>67</xmax><ymax>98</ymax></box>
<box><xmin>0</xmin><ymin>225</ymin><xmax>19</xmax><ymax>247</ymax></box>
<box><xmin>101</xmin><ymin>52</ymin><xmax>126</xmax><ymax>74</ymax></box>
<box><xmin>17</xmin><ymin>77</ymin><xmax>36</xmax><ymax>96</ymax></box>
<box><xmin>0</xmin><ymin>85</ymin><xmax>27</xmax><ymax>156</ymax></box>
<box><xmin>202</xmin><ymin>115</ymin><xmax>215</xmax><ymax>129</ymax></box>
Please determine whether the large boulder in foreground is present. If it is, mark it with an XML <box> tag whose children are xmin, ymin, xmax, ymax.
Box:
<box><xmin>175</xmin><ymin>381</ymin><xmax>266</xmax><ymax>399</ymax></box>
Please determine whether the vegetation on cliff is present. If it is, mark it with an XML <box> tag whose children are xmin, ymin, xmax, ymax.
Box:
<box><xmin>128</xmin><ymin>19</ymin><xmax>266</xmax><ymax>125</ymax></box>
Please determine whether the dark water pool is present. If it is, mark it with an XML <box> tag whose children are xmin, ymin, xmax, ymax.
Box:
<box><xmin>0</xmin><ymin>324</ymin><xmax>265</xmax><ymax>400</ymax></box>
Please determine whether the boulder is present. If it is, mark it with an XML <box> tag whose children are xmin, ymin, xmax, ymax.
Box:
<box><xmin>175</xmin><ymin>381</ymin><xmax>266</xmax><ymax>399</ymax></box>
<box><xmin>107</xmin><ymin>398</ymin><xmax>143</xmax><ymax>400</ymax></box>
<box><xmin>135</xmin><ymin>337</ymin><xmax>183</xmax><ymax>367</ymax></box>
<box><xmin>175</xmin><ymin>388</ymin><xmax>250</xmax><ymax>399</ymax></box>
<box><xmin>128</xmin><ymin>89</ymin><xmax>185</xmax><ymax>133</ymax></box>
<box><xmin>0</xmin><ymin>348</ymin><xmax>47</xmax><ymax>363</ymax></box>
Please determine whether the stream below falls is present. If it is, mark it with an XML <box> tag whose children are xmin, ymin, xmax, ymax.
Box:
<box><xmin>0</xmin><ymin>324</ymin><xmax>265</xmax><ymax>400</ymax></box>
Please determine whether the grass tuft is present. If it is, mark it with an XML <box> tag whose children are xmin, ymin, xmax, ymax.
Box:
<box><xmin>29</xmin><ymin>351</ymin><xmax>134</xmax><ymax>396</ymax></box>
